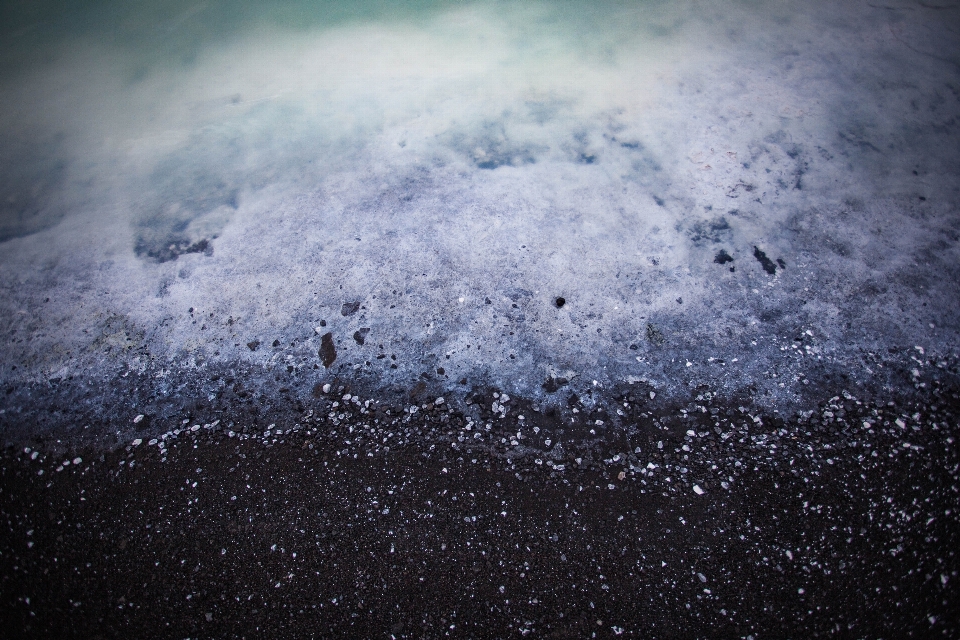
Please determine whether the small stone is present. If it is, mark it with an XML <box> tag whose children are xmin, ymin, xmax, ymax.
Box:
<box><xmin>319</xmin><ymin>332</ymin><xmax>337</xmax><ymax>367</ymax></box>
<box><xmin>72</xmin><ymin>457</ymin><xmax>82</xmax><ymax>465</ymax></box>
<box><xmin>132</xmin><ymin>439</ymin><xmax>142</xmax><ymax>446</ymax></box>
<box><xmin>693</xmin><ymin>484</ymin><xmax>705</xmax><ymax>495</ymax></box>
<box><xmin>133</xmin><ymin>414</ymin><xmax>144</xmax><ymax>424</ymax></box>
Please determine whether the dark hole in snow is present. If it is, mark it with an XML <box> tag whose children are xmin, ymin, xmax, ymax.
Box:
<box><xmin>542</xmin><ymin>377</ymin><xmax>569</xmax><ymax>393</ymax></box>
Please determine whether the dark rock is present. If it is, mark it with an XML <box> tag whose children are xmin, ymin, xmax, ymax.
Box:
<box><xmin>246</xmin><ymin>340</ymin><xmax>260</xmax><ymax>352</ymax></box>
<box><xmin>753</xmin><ymin>246</ymin><xmax>777</xmax><ymax>275</ymax></box>
<box><xmin>341</xmin><ymin>302</ymin><xmax>360</xmax><ymax>316</ymax></box>
<box><xmin>646</xmin><ymin>323</ymin><xmax>664</xmax><ymax>346</ymax></box>
<box><xmin>319</xmin><ymin>333</ymin><xmax>337</xmax><ymax>367</ymax></box>
<box><xmin>353</xmin><ymin>328</ymin><xmax>370</xmax><ymax>345</ymax></box>
<box><xmin>714</xmin><ymin>249</ymin><xmax>734</xmax><ymax>264</ymax></box>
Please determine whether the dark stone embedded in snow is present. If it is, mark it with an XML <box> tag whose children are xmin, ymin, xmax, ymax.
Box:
<box><xmin>319</xmin><ymin>332</ymin><xmax>336</xmax><ymax>367</ymax></box>
<box><xmin>272</xmin><ymin>339</ymin><xmax>280</xmax><ymax>347</ymax></box>
<box><xmin>353</xmin><ymin>328</ymin><xmax>370</xmax><ymax>345</ymax></box>
<box><xmin>777</xmin><ymin>257</ymin><xmax>787</xmax><ymax>269</ymax></box>
<box><xmin>753</xmin><ymin>246</ymin><xmax>778</xmax><ymax>275</ymax></box>
<box><xmin>689</xmin><ymin>216</ymin><xmax>731</xmax><ymax>245</ymax></box>
<box><xmin>714</xmin><ymin>249</ymin><xmax>734</xmax><ymax>264</ymax></box>
<box><xmin>341</xmin><ymin>301</ymin><xmax>360</xmax><ymax>316</ymax></box>
<box><xmin>542</xmin><ymin>376</ymin><xmax>569</xmax><ymax>392</ymax></box>
<box><xmin>246</xmin><ymin>340</ymin><xmax>260</xmax><ymax>351</ymax></box>
<box><xmin>134</xmin><ymin>236</ymin><xmax>213</xmax><ymax>263</ymax></box>
<box><xmin>646</xmin><ymin>322</ymin><xmax>664</xmax><ymax>346</ymax></box>
<box><xmin>554</xmin><ymin>296</ymin><xmax>566</xmax><ymax>308</ymax></box>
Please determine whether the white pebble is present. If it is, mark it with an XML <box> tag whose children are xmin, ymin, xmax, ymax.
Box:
<box><xmin>133</xmin><ymin>414</ymin><xmax>144</xmax><ymax>424</ymax></box>
<box><xmin>72</xmin><ymin>457</ymin><xmax>81</xmax><ymax>465</ymax></box>
<box><xmin>322</xmin><ymin>383</ymin><xmax>331</xmax><ymax>394</ymax></box>
<box><xmin>132</xmin><ymin>439</ymin><xmax>142</xmax><ymax>446</ymax></box>
<box><xmin>693</xmin><ymin>484</ymin><xmax>705</xmax><ymax>495</ymax></box>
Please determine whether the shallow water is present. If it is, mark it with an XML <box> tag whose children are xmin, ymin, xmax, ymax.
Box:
<box><xmin>1</xmin><ymin>0</ymin><xmax>959</xmax><ymax>432</ymax></box>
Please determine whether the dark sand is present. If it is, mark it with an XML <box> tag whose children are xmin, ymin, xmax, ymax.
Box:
<box><xmin>3</xmin><ymin>383</ymin><xmax>959</xmax><ymax>638</ymax></box>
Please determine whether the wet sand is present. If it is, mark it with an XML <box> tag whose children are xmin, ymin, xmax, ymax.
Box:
<box><xmin>3</xmin><ymin>382</ymin><xmax>959</xmax><ymax>638</ymax></box>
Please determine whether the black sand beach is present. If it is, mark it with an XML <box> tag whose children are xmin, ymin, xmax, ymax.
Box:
<box><xmin>3</xmin><ymin>378</ymin><xmax>959</xmax><ymax>638</ymax></box>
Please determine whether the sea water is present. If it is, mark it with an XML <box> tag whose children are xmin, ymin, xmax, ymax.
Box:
<box><xmin>1</xmin><ymin>0</ymin><xmax>958</xmax><ymax>432</ymax></box>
